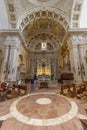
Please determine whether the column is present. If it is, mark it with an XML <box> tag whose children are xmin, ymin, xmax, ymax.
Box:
<box><xmin>2</xmin><ymin>45</ymin><xmax>9</xmax><ymax>81</ymax></box>
<box><xmin>9</xmin><ymin>45</ymin><xmax>19</xmax><ymax>81</ymax></box>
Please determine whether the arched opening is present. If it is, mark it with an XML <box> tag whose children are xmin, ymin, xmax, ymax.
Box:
<box><xmin>20</xmin><ymin>14</ymin><xmax>67</xmax><ymax>80</ymax></box>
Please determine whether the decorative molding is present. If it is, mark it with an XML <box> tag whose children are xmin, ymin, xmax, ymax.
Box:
<box><xmin>17</xmin><ymin>8</ymin><xmax>69</xmax><ymax>31</ymax></box>
<box><xmin>70</xmin><ymin>0</ymin><xmax>83</xmax><ymax>29</ymax></box>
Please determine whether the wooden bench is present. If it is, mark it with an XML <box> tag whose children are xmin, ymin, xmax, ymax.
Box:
<box><xmin>13</xmin><ymin>84</ymin><xmax>28</xmax><ymax>96</ymax></box>
<box><xmin>60</xmin><ymin>82</ymin><xmax>87</xmax><ymax>99</ymax></box>
<box><xmin>60</xmin><ymin>84</ymin><xmax>76</xmax><ymax>98</ymax></box>
<box><xmin>74</xmin><ymin>83</ymin><xmax>86</xmax><ymax>99</ymax></box>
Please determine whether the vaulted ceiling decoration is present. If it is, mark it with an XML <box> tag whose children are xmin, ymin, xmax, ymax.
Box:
<box><xmin>30</xmin><ymin>42</ymin><xmax>56</xmax><ymax>52</ymax></box>
<box><xmin>5</xmin><ymin>0</ymin><xmax>17</xmax><ymax>29</ymax></box>
<box><xmin>27</xmin><ymin>32</ymin><xmax>60</xmax><ymax>51</ymax></box>
<box><xmin>71</xmin><ymin>0</ymin><xmax>83</xmax><ymax>28</ymax></box>
<box><xmin>5</xmin><ymin>0</ymin><xmax>73</xmax><ymax>30</ymax></box>
<box><xmin>0</xmin><ymin>0</ymin><xmax>84</xmax><ymax>52</ymax></box>
<box><xmin>22</xmin><ymin>17</ymin><xmax>66</xmax><ymax>50</ymax></box>
<box><xmin>4</xmin><ymin>0</ymin><xmax>72</xmax><ymax>52</ymax></box>
<box><xmin>18</xmin><ymin>7</ymin><xmax>68</xmax><ymax>51</ymax></box>
<box><xmin>18</xmin><ymin>9</ymin><xmax>69</xmax><ymax>31</ymax></box>
<box><xmin>0</xmin><ymin>0</ymin><xmax>85</xmax><ymax>29</ymax></box>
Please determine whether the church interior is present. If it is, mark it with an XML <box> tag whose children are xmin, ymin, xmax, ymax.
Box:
<box><xmin>0</xmin><ymin>0</ymin><xmax>87</xmax><ymax>129</ymax></box>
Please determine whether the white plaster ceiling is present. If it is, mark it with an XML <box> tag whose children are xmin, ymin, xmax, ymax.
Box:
<box><xmin>28</xmin><ymin>0</ymin><xmax>59</xmax><ymax>6</ymax></box>
<box><xmin>14</xmin><ymin>0</ymin><xmax>73</xmax><ymax>23</ymax></box>
<box><xmin>0</xmin><ymin>0</ymin><xmax>9</xmax><ymax>29</ymax></box>
<box><xmin>0</xmin><ymin>0</ymin><xmax>85</xmax><ymax>30</ymax></box>
<box><xmin>2</xmin><ymin>0</ymin><xmax>74</xmax><ymax>30</ymax></box>
<box><xmin>0</xmin><ymin>0</ymin><xmax>86</xmax><ymax>51</ymax></box>
<box><xmin>80</xmin><ymin>0</ymin><xmax>87</xmax><ymax>28</ymax></box>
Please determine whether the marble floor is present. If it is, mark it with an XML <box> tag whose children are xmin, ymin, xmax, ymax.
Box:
<box><xmin>0</xmin><ymin>86</ymin><xmax>87</xmax><ymax>130</ymax></box>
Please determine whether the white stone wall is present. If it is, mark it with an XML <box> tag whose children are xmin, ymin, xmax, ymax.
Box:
<box><xmin>0</xmin><ymin>32</ymin><xmax>22</xmax><ymax>81</ymax></box>
<box><xmin>17</xmin><ymin>43</ymin><xmax>28</xmax><ymax>80</ymax></box>
<box><xmin>68</xmin><ymin>34</ymin><xmax>87</xmax><ymax>82</ymax></box>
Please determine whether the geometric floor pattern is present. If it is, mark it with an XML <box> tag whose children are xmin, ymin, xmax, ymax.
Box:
<box><xmin>0</xmin><ymin>91</ymin><xmax>87</xmax><ymax>130</ymax></box>
<box><xmin>80</xmin><ymin>119</ymin><xmax>87</xmax><ymax>130</ymax></box>
<box><xmin>11</xmin><ymin>93</ymin><xmax>78</xmax><ymax>126</ymax></box>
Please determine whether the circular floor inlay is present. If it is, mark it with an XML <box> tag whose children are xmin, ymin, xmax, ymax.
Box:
<box><xmin>10</xmin><ymin>93</ymin><xmax>78</xmax><ymax>126</ymax></box>
<box><xmin>36</xmin><ymin>98</ymin><xmax>51</xmax><ymax>105</ymax></box>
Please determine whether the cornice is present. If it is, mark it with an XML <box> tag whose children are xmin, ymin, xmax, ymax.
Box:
<box><xmin>62</xmin><ymin>28</ymin><xmax>87</xmax><ymax>42</ymax></box>
<box><xmin>69</xmin><ymin>28</ymin><xmax>87</xmax><ymax>34</ymax></box>
<box><xmin>0</xmin><ymin>29</ymin><xmax>19</xmax><ymax>32</ymax></box>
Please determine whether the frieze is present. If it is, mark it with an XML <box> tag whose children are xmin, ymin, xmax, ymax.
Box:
<box><xmin>0</xmin><ymin>31</ymin><xmax>22</xmax><ymax>46</ymax></box>
<box><xmin>71</xmin><ymin>35</ymin><xmax>87</xmax><ymax>43</ymax></box>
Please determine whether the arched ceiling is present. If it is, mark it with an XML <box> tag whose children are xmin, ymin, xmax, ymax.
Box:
<box><xmin>19</xmin><ymin>7</ymin><xmax>69</xmax><ymax>51</ymax></box>
<box><xmin>22</xmin><ymin>17</ymin><xmax>66</xmax><ymax>50</ymax></box>
<box><xmin>0</xmin><ymin>0</ymin><xmax>86</xmax><ymax>51</ymax></box>
<box><xmin>0</xmin><ymin>0</ymin><xmax>73</xmax><ymax>29</ymax></box>
<box><xmin>18</xmin><ymin>8</ymin><xmax>69</xmax><ymax>31</ymax></box>
<box><xmin>30</xmin><ymin>42</ymin><xmax>56</xmax><ymax>52</ymax></box>
<box><xmin>0</xmin><ymin>0</ymin><xmax>85</xmax><ymax>29</ymax></box>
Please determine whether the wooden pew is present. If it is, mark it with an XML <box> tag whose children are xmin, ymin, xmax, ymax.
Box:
<box><xmin>13</xmin><ymin>84</ymin><xmax>28</xmax><ymax>96</ymax></box>
<box><xmin>18</xmin><ymin>85</ymin><xmax>28</xmax><ymax>95</ymax></box>
<box><xmin>60</xmin><ymin>82</ymin><xmax>87</xmax><ymax>99</ymax></box>
<box><xmin>60</xmin><ymin>84</ymin><xmax>76</xmax><ymax>98</ymax></box>
<box><xmin>74</xmin><ymin>83</ymin><xmax>86</xmax><ymax>99</ymax></box>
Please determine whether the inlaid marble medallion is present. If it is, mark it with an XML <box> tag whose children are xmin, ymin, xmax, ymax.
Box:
<box><xmin>10</xmin><ymin>93</ymin><xmax>78</xmax><ymax>126</ymax></box>
<box><xmin>36</xmin><ymin>98</ymin><xmax>52</xmax><ymax>105</ymax></box>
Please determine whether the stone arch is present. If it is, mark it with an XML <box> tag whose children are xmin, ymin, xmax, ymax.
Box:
<box><xmin>17</xmin><ymin>7</ymin><xmax>69</xmax><ymax>31</ymax></box>
<box><xmin>28</xmin><ymin>32</ymin><xmax>61</xmax><ymax>51</ymax></box>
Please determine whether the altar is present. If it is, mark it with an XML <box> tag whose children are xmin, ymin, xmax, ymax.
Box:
<box><xmin>39</xmin><ymin>81</ymin><xmax>48</xmax><ymax>88</ymax></box>
<box><xmin>38</xmin><ymin>75</ymin><xmax>50</xmax><ymax>81</ymax></box>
